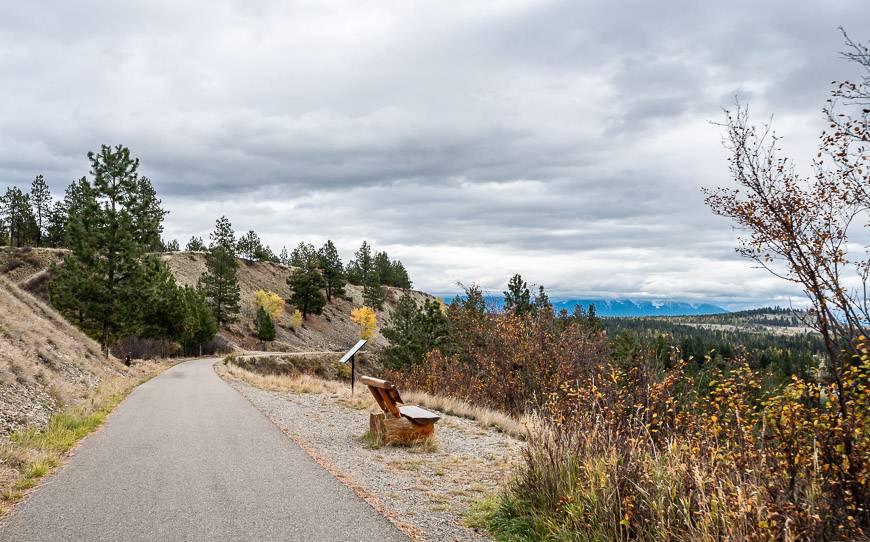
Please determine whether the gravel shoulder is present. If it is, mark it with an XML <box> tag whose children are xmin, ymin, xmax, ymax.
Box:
<box><xmin>219</xmin><ymin>366</ymin><xmax>522</xmax><ymax>542</ymax></box>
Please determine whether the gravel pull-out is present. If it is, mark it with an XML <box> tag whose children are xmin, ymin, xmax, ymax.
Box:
<box><xmin>225</xmin><ymin>376</ymin><xmax>522</xmax><ymax>542</ymax></box>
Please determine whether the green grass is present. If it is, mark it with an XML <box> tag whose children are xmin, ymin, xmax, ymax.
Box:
<box><xmin>356</xmin><ymin>430</ymin><xmax>382</xmax><ymax>449</ymax></box>
<box><xmin>11</xmin><ymin>411</ymin><xmax>108</xmax><ymax>453</ymax></box>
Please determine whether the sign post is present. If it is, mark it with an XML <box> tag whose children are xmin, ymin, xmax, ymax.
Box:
<box><xmin>339</xmin><ymin>339</ymin><xmax>367</xmax><ymax>394</ymax></box>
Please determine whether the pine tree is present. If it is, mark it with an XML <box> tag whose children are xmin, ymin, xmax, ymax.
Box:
<box><xmin>49</xmin><ymin>145</ymin><xmax>166</xmax><ymax>354</ymax></box>
<box><xmin>163</xmin><ymin>239</ymin><xmax>180</xmax><ymax>251</ymax></box>
<box><xmin>236</xmin><ymin>230</ymin><xmax>263</xmax><ymax>261</ymax></box>
<box><xmin>287</xmin><ymin>254</ymin><xmax>326</xmax><ymax>318</ymax></box>
<box><xmin>389</xmin><ymin>260</ymin><xmax>412</xmax><ymax>289</ymax></box>
<box><xmin>317</xmin><ymin>240</ymin><xmax>346</xmax><ymax>302</ymax></box>
<box><xmin>346</xmin><ymin>241</ymin><xmax>373</xmax><ymax>285</ymax></box>
<box><xmin>363</xmin><ymin>272</ymin><xmax>385</xmax><ymax>310</ymax></box>
<box><xmin>349</xmin><ymin>241</ymin><xmax>384</xmax><ymax>308</ymax></box>
<box><xmin>534</xmin><ymin>285</ymin><xmax>552</xmax><ymax>313</ymax></box>
<box><xmin>255</xmin><ymin>305</ymin><xmax>276</xmax><ymax>345</ymax></box>
<box><xmin>30</xmin><ymin>175</ymin><xmax>52</xmax><ymax>247</ymax></box>
<box><xmin>504</xmin><ymin>273</ymin><xmax>533</xmax><ymax>315</ymax></box>
<box><xmin>132</xmin><ymin>256</ymin><xmax>184</xmax><ymax>340</ymax></box>
<box><xmin>186</xmin><ymin>236</ymin><xmax>206</xmax><ymax>251</ymax></box>
<box><xmin>381</xmin><ymin>294</ymin><xmax>423</xmax><ymax>369</ymax></box>
<box><xmin>44</xmin><ymin>200</ymin><xmax>67</xmax><ymax>247</ymax></box>
<box><xmin>382</xmin><ymin>294</ymin><xmax>449</xmax><ymax>369</ymax></box>
<box><xmin>198</xmin><ymin>216</ymin><xmax>241</xmax><ymax>326</ymax></box>
<box><xmin>179</xmin><ymin>286</ymin><xmax>217</xmax><ymax>355</ymax></box>
<box><xmin>290</xmin><ymin>242</ymin><xmax>316</xmax><ymax>267</ymax></box>
<box><xmin>374</xmin><ymin>251</ymin><xmax>392</xmax><ymax>284</ymax></box>
<box><xmin>278</xmin><ymin>246</ymin><xmax>290</xmax><ymax>265</ymax></box>
<box><xmin>132</xmin><ymin>176</ymin><xmax>167</xmax><ymax>251</ymax></box>
<box><xmin>1</xmin><ymin>187</ymin><xmax>36</xmax><ymax>247</ymax></box>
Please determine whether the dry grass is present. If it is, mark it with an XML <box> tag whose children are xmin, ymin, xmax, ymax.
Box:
<box><xmin>0</xmin><ymin>276</ymin><xmax>132</xmax><ymax>435</ymax></box>
<box><xmin>220</xmin><ymin>361</ymin><xmax>531</xmax><ymax>438</ymax></box>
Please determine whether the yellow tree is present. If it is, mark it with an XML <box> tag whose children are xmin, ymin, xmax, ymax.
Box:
<box><xmin>254</xmin><ymin>290</ymin><xmax>284</xmax><ymax>323</ymax></box>
<box><xmin>351</xmin><ymin>306</ymin><xmax>377</xmax><ymax>339</ymax></box>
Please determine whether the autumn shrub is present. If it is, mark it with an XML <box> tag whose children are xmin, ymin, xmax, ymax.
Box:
<box><xmin>392</xmin><ymin>308</ymin><xmax>609</xmax><ymax>416</ymax></box>
<box><xmin>482</xmin><ymin>344</ymin><xmax>869</xmax><ymax>541</ymax></box>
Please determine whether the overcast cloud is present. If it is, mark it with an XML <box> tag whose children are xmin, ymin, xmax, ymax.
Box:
<box><xmin>2</xmin><ymin>0</ymin><xmax>868</xmax><ymax>308</ymax></box>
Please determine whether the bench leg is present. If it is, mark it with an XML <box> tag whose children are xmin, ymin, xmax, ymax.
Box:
<box><xmin>369</xmin><ymin>412</ymin><xmax>434</xmax><ymax>446</ymax></box>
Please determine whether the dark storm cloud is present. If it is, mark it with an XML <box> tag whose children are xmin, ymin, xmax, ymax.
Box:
<box><xmin>1</xmin><ymin>0</ymin><xmax>868</xmax><ymax>306</ymax></box>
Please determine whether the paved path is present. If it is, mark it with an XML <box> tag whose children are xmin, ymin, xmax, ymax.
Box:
<box><xmin>0</xmin><ymin>359</ymin><xmax>407</xmax><ymax>542</ymax></box>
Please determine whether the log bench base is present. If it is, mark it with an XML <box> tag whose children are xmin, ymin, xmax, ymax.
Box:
<box><xmin>369</xmin><ymin>412</ymin><xmax>435</xmax><ymax>446</ymax></box>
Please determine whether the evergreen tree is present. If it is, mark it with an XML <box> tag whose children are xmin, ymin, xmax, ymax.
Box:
<box><xmin>132</xmin><ymin>176</ymin><xmax>167</xmax><ymax>251</ymax></box>
<box><xmin>585</xmin><ymin>303</ymin><xmax>602</xmax><ymax>332</ymax></box>
<box><xmin>1</xmin><ymin>187</ymin><xmax>37</xmax><ymax>247</ymax></box>
<box><xmin>253</xmin><ymin>243</ymin><xmax>277</xmax><ymax>262</ymax></box>
<box><xmin>349</xmin><ymin>241</ymin><xmax>384</xmax><ymax>308</ymax></box>
<box><xmin>389</xmin><ymin>260</ymin><xmax>412</xmax><ymax>289</ymax></box>
<box><xmin>287</xmin><ymin>254</ymin><xmax>326</xmax><ymax>318</ymax></box>
<box><xmin>346</xmin><ymin>241</ymin><xmax>373</xmax><ymax>284</ymax></box>
<box><xmin>44</xmin><ymin>200</ymin><xmax>67</xmax><ymax>247</ymax></box>
<box><xmin>186</xmin><ymin>235</ymin><xmax>206</xmax><ymax>251</ymax></box>
<box><xmin>374</xmin><ymin>251</ymin><xmax>392</xmax><ymax>283</ymax></box>
<box><xmin>132</xmin><ymin>257</ymin><xmax>184</xmax><ymax>340</ymax></box>
<box><xmin>178</xmin><ymin>286</ymin><xmax>217</xmax><ymax>355</ymax></box>
<box><xmin>290</xmin><ymin>242</ymin><xmax>316</xmax><ymax>267</ymax></box>
<box><xmin>278</xmin><ymin>246</ymin><xmax>290</xmax><ymax>265</ymax></box>
<box><xmin>382</xmin><ymin>294</ymin><xmax>449</xmax><ymax>369</ymax></box>
<box><xmin>49</xmin><ymin>145</ymin><xmax>166</xmax><ymax>354</ymax></box>
<box><xmin>363</xmin><ymin>274</ymin><xmax>385</xmax><ymax>310</ymax></box>
<box><xmin>30</xmin><ymin>175</ymin><xmax>51</xmax><ymax>247</ymax></box>
<box><xmin>381</xmin><ymin>294</ymin><xmax>422</xmax><ymax>368</ymax></box>
<box><xmin>163</xmin><ymin>239</ymin><xmax>180</xmax><ymax>251</ymax></box>
<box><xmin>504</xmin><ymin>274</ymin><xmax>533</xmax><ymax>315</ymax></box>
<box><xmin>236</xmin><ymin>230</ymin><xmax>263</xmax><ymax>261</ymax></box>
<box><xmin>317</xmin><ymin>240</ymin><xmax>346</xmax><ymax>302</ymax></box>
<box><xmin>254</xmin><ymin>305</ymin><xmax>276</xmax><ymax>345</ymax></box>
<box><xmin>199</xmin><ymin>216</ymin><xmax>241</xmax><ymax>326</ymax></box>
<box><xmin>534</xmin><ymin>285</ymin><xmax>552</xmax><ymax>313</ymax></box>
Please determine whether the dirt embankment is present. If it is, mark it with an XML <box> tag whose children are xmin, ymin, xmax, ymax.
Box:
<box><xmin>0</xmin><ymin>275</ymin><xmax>130</xmax><ymax>436</ymax></box>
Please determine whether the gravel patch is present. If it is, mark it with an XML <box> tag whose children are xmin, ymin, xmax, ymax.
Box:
<box><xmin>224</xmin><ymin>377</ymin><xmax>522</xmax><ymax>541</ymax></box>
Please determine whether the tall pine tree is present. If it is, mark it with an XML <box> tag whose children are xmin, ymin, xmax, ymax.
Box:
<box><xmin>504</xmin><ymin>273</ymin><xmax>533</xmax><ymax>316</ymax></box>
<box><xmin>30</xmin><ymin>175</ymin><xmax>51</xmax><ymax>247</ymax></box>
<box><xmin>287</xmin><ymin>253</ymin><xmax>326</xmax><ymax>318</ymax></box>
<box><xmin>49</xmin><ymin>145</ymin><xmax>166</xmax><ymax>354</ymax></box>
<box><xmin>199</xmin><ymin>216</ymin><xmax>241</xmax><ymax>326</ymax></box>
<box><xmin>317</xmin><ymin>240</ymin><xmax>345</xmax><ymax>302</ymax></box>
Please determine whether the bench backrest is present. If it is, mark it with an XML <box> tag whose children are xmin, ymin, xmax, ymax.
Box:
<box><xmin>360</xmin><ymin>376</ymin><xmax>403</xmax><ymax>417</ymax></box>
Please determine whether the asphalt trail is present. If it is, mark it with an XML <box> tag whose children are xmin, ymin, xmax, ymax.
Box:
<box><xmin>0</xmin><ymin>358</ymin><xmax>407</xmax><ymax>541</ymax></box>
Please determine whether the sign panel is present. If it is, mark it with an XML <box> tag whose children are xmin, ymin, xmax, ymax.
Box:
<box><xmin>339</xmin><ymin>339</ymin><xmax>367</xmax><ymax>364</ymax></box>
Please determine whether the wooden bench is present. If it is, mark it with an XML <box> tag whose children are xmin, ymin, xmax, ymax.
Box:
<box><xmin>361</xmin><ymin>376</ymin><xmax>440</xmax><ymax>446</ymax></box>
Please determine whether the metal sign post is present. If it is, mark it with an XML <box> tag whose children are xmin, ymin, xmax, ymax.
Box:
<box><xmin>339</xmin><ymin>339</ymin><xmax>367</xmax><ymax>394</ymax></box>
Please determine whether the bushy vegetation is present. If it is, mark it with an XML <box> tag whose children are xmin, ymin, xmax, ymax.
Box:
<box><xmin>389</xmin><ymin>33</ymin><xmax>870</xmax><ymax>541</ymax></box>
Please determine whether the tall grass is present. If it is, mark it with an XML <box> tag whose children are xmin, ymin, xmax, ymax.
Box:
<box><xmin>475</xmin><ymin>356</ymin><xmax>869</xmax><ymax>541</ymax></box>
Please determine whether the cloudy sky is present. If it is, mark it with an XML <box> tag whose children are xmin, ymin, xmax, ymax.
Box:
<box><xmin>2</xmin><ymin>1</ymin><xmax>868</xmax><ymax>308</ymax></box>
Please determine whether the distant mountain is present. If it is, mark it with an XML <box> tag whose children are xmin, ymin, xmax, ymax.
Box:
<box><xmin>440</xmin><ymin>295</ymin><xmax>728</xmax><ymax>317</ymax></box>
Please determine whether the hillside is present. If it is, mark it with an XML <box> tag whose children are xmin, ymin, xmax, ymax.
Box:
<box><xmin>0</xmin><ymin>275</ymin><xmax>130</xmax><ymax>435</ymax></box>
<box><xmin>162</xmin><ymin>252</ymin><xmax>432</xmax><ymax>352</ymax></box>
<box><xmin>0</xmin><ymin>248</ymin><xmax>435</xmax><ymax>355</ymax></box>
